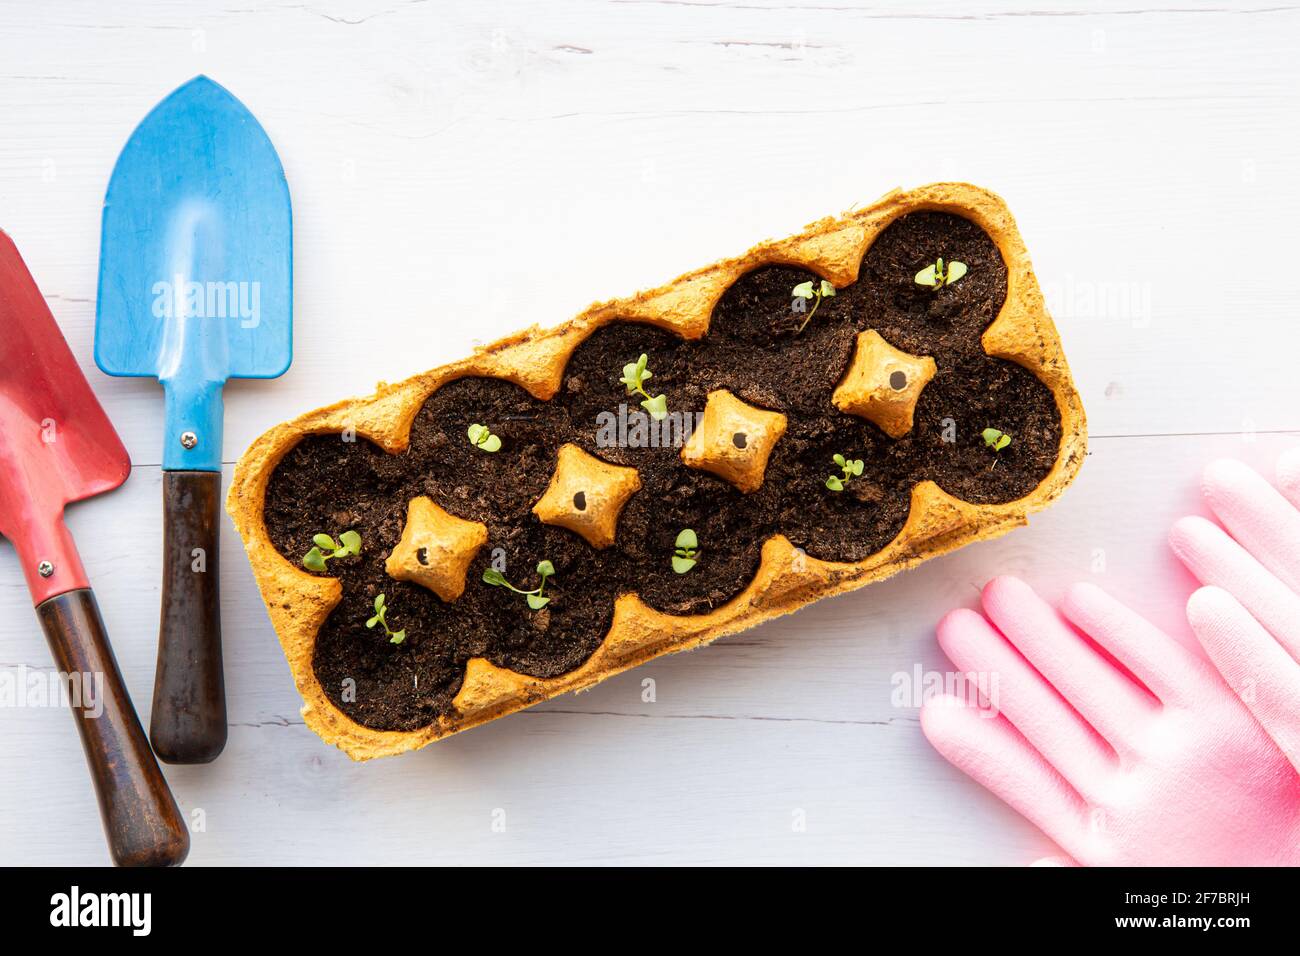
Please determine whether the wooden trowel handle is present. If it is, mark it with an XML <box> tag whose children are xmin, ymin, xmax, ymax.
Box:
<box><xmin>36</xmin><ymin>589</ymin><xmax>190</xmax><ymax>867</ymax></box>
<box><xmin>152</xmin><ymin>470</ymin><xmax>227</xmax><ymax>764</ymax></box>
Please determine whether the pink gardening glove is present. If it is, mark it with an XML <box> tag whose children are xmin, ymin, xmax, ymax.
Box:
<box><xmin>922</xmin><ymin>449</ymin><xmax>1300</xmax><ymax>864</ymax></box>
<box><xmin>1169</xmin><ymin>450</ymin><xmax>1300</xmax><ymax>770</ymax></box>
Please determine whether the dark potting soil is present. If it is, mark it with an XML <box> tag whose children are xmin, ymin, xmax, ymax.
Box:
<box><xmin>262</xmin><ymin>212</ymin><xmax>1061</xmax><ymax>731</ymax></box>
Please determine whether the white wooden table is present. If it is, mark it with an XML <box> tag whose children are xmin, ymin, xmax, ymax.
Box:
<box><xmin>2</xmin><ymin>0</ymin><xmax>1297</xmax><ymax>866</ymax></box>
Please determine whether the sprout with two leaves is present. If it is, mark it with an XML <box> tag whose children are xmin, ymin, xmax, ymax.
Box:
<box><xmin>367</xmin><ymin>592</ymin><xmax>406</xmax><ymax>644</ymax></box>
<box><xmin>791</xmin><ymin>278</ymin><xmax>836</xmax><ymax>332</ymax></box>
<box><xmin>483</xmin><ymin>560</ymin><xmax>555</xmax><ymax>610</ymax></box>
<box><xmin>620</xmin><ymin>353</ymin><xmax>669</xmax><ymax>421</ymax></box>
<box><xmin>825</xmin><ymin>453</ymin><xmax>865</xmax><ymax>492</ymax></box>
<box><xmin>302</xmin><ymin>530</ymin><xmax>362</xmax><ymax>572</ymax></box>
<box><xmin>672</xmin><ymin>529</ymin><xmax>699</xmax><ymax>574</ymax></box>
<box><xmin>982</xmin><ymin>428</ymin><xmax>1012</xmax><ymax>466</ymax></box>
<box><xmin>914</xmin><ymin>257</ymin><xmax>968</xmax><ymax>289</ymax></box>
<box><xmin>467</xmin><ymin>423</ymin><xmax>502</xmax><ymax>453</ymax></box>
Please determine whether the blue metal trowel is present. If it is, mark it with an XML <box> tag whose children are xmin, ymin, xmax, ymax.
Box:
<box><xmin>95</xmin><ymin>76</ymin><xmax>292</xmax><ymax>763</ymax></box>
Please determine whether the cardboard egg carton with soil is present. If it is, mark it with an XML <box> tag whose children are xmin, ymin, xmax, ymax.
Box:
<box><xmin>228</xmin><ymin>182</ymin><xmax>1087</xmax><ymax>760</ymax></box>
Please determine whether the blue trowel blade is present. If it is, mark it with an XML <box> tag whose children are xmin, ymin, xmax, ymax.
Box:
<box><xmin>95</xmin><ymin>75</ymin><xmax>292</xmax><ymax>471</ymax></box>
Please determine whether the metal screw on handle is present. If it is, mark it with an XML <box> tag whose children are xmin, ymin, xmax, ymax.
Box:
<box><xmin>180</xmin><ymin>431</ymin><xmax>198</xmax><ymax>450</ymax></box>
<box><xmin>38</xmin><ymin>560</ymin><xmax>54</xmax><ymax>578</ymax></box>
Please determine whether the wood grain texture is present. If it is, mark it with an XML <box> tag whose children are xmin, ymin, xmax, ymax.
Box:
<box><xmin>35</xmin><ymin>590</ymin><xmax>189</xmax><ymax>866</ymax></box>
<box><xmin>152</xmin><ymin>470</ymin><xmax>226</xmax><ymax>764</ymax></box>
<box><xmin>1</xmin><ymin>0</ymin><xmax>1298</xmax><ymax>864</ymax></box>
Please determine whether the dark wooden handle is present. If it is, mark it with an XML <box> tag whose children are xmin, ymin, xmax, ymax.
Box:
<box><xmin>152</xmin><ymin>470</ymin><xmax>227</xmax><ymax>764</ymax></box>
<box><xmin>36</xmin><ymin>589</ymin><xmax>190</xmax><ymax>867</ymax></box>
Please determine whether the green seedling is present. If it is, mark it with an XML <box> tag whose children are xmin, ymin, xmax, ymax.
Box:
<box><xmin>302</xmin><ymin>530</ymin><xmax>362</xmax><ymax>572</ymax></box>
<box><xmin>792</xmin><ymin>278</ymin><xmax>836</xmax><ymax>332</ymax></box>
<box><xmin>467</xmin><ymin>423</ymin><xmax>502</xmax><ymax>453</ymax></box>
<box><xmin>825</xmin><ymin>453</ymin><xmax>864</xmax><ymax>492</ymax></box>
<box><xmin>914</xmin><ymin>257</ymin><xmax>968</xmax><ymax>289</ymax></box>
<box><xmin>366</xmin><ymin>592</ymin><xmax>406</xmax><ymax>644</ymax></box>
<box><xmin>982</xmin><ymin>428</ymin><xmax>1012</xmax><ymax>468</ymax></box>
<box><xmin>982</xmin><ymin>427</ymin><xmax>1012</xmax><ymax>451</ymax></box>
<box><xmin>672</xmin><ymin>528</ymin><xmax>699</xmax><ymax>574</ymax></box>
<box><xmin>483</xmin><ymin>560</ymin><xmax>555</xmax><ymax>610</ymax></box>
<box><xmin>620</xmin><ymin>353</ymin><xmax>669</xmax><ymax>421</ymax></box>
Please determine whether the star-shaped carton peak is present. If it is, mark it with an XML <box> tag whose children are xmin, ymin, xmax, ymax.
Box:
<box><xmin>532</xmin><ymin>444</ymin><xmax>642</xmax><ymax>549</ymax></box>
<box><xmin>385</xmin><ymin>497</ymin><xmax>489</xmax><ymax>602</ymax></box>
<box><xmin>832</xmin><ymin>330</ymin><xmax>936</xmax><ymax>439</ymax></box>
<box><xmin>680</xmin><ymin>389</ymin><xmax>787</xmax><ymax>493</ymax></box>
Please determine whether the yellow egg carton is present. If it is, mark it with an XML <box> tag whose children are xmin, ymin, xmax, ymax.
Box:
<box><xmin>228</xmin><ymin>183</ymin><xmax>1087</xmax><ymax>760</ymax></box>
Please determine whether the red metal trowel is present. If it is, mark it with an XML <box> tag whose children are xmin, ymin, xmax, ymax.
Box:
<box><xmin>0</xmin><ymin>229</ymin><xmax>189</xmax><ymax>866</ymax></box>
